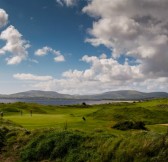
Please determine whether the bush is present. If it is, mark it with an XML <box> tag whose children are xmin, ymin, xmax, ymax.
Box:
<box><xmin>112</xmin><ymin>121</ymin><xmax>147</xmax><ymax>130</ymax></box>
<box><xmin>0</xmin><ymin>126</ymin><xmax>9</xmax><ymax>150</ymax></box>
<box><xmin>0</xmin><ymin>130</ymin><xmax>5</xmax><ymax>149</ymax></box>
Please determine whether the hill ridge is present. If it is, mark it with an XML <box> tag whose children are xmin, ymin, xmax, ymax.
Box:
<box><xmin>0</xmin><ymin>90</ymin><xmax>168</xmax><ymax>100</ymax></box>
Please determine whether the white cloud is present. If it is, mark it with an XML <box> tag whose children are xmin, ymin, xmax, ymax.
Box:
<box><xmin>83</xmin><ymin>0</ymin><xmax>168</xmax><ymax>77</ymax></box>
<box><xmin>29</xmin><ymin>59</ymin><xmax>39</xmax><ymax>64</ymax></box>
<box><xmin>54</xmin><ymin>55</ymin><xmax>65</xmax><ymax>62</ymax></box>
<box><xmin>14</xmin><ymin>52</ymin><xmax>168</xmax><ymax>94</ymax></box>
<box><xmin>6</xmin><ymin>56</ymin><xmax>23</xmax><ymax>65</ymax></box>
<box><xmin>0</xmin><ymin>8</ymin><xmax>8</xmax><ymax>28</ymax></box>
<box><xmin>35</xmin><ymin>46</ymin><xmax>50</xmax><ymax>56</ymax></box>
<box><xmin>13</xmin><ymin>73</ymin><xmax>53</xmax><ymax>81</ymax></box>
<box><xmin>56</xmin><ymin>0</ymin><xmax>77</xmax><ymax>7</ymax></box>
<box><xmin>100</xmin><ymin>53</ymin><xmax>107</xmax><ymax>59</ymax></box>
<box><xmin>0</xmin><ymin>25</ymin><xmax>30</xmax><ymax>65</ymax></box>
<box><xmin>13</xmin><ymin>53</ymin><xmax>168</xmax><ymax>94</ymax></box>
<box><xmin>63</xmin><ymin>55</ymin><xmax>143</xmax><ymax>82</ymax></box>
<box><xmin>11</xmin><ymin>55</ymin><xmax>145</xmax><ymax>94</ymax></box>
<box><xmin>11</xmin><ymin>1</ymin><xmax>168</xmax><ymax>94</ymax></box>
<box><xmin>35</xmin><ymin>46</ymin><xmax>65</xmax><ymax>62</ymax></box>
<box><xmin>56</xmin><ymin>0</ymin><xmax>64</xmax><ymax>6</ymax></box>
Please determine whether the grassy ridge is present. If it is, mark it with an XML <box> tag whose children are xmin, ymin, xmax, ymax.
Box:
<box><xmin>89</xmin><ymin>99</ymin><xmax>168</xmax><ymax>124</ymax></box>
<box><xmin>0</xmin><ymin>125</ymin><xmax>168</xmax><ymax>162</ymax></box>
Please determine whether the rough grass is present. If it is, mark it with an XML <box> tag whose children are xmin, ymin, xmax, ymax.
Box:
<box><xmin>1</xmin><ymin>126</ymin><xmax>168</xmax><ymax>162</ymax></box>
<box><xmin>88</xmin><ymin>99</ymin><xmax>168</xmax><ymax>125</ymax></box>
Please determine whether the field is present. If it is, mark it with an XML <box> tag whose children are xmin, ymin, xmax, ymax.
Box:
<box><xmin>2</xmin><ymin>99</ymin><xmax>168</xmax><ymax>132</ymax></box>
<box><xmin>0</xmin><ymin>99</ymin><xmax>168</xmax><ymax>161</ymax></box>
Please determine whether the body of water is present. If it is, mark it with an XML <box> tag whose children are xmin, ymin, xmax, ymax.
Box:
<box><xmin>0</xmin><ymin>98</ymin><xmax>130</xmax><ymax>105</ymax></box>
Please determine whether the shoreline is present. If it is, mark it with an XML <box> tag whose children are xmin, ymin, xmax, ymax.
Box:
<box><xmin>0</xmin><ymin>98</ymin><xmax>135</xmax><ymax>105</ymax></box>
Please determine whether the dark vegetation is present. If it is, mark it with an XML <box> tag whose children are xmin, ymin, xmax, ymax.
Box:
<box><xmin>0</xmin><ymin>98</ymin><xmax>168</xmax><ymax>161</ymax></box>
<box><xmin>112</xmin><ymin>120</ymin><xmax>147</xmax><ymax>130</ymax></box>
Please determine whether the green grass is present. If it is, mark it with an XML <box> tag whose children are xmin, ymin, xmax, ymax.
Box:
<box><xmin>3</xmin><ymin>105</ymin><xmax>100</xmax><ymax>130</ymax></box>
<box><xmin>1</xmin><ymin>126</ymin><xmax>168</xmax><ymax>162</ymax></box>
<box><xmin>1</xmin><ymin>99</ymin><xmax>168</xmax><ymax>132</ymax></box>
<box><xmin>1</xmin><ymin>99</ymin><xmax>168</xmax><ymax>161</ymax></box>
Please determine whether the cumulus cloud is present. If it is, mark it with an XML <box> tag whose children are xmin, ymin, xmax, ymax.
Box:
<box><xmin>11</xmin><ymin>55</ymin><xmax>144</xmax><ymax>94</ymax></box>
<box><xmin>54</xmin><ymin>55</ymin><xmax>65</xmax><ymax>62</ymax></box>
<box><xmin>11</xmin><ymin>1</ymin><xmax>168</xmax><ymax>94</ymax></box>
<box><xmin>35</xmin><ymin>46</ymin><xmax>50</xmax><ymax>56</ymax></box>
<box><xmin>0</xmin><ymin>9</ymin><xmax>30</xmax><ymax>65</ymax></box>
<box><xmin>83</xmin><ymin>0</ymin><xmax>168</xmax><ymax>77</ymax></box>
<box><xmin>13</xmin><ymin>53</ymin><xmax>168</xmax><ymax>94</ymax></box>
<box><xmin>56</xmin><ymin>0</ymin><xmax>77</xmax><ymax>7</ymax></box>
<box><xmin>0</xmin><ymin>9</ymin><xmax>8</xmax><ymax>28</ymax></box>
<box><xmin>13</xmin><ymin>73</ymin><xmax>53</xmax><ymax>81</ymax></box>
<box><xmin>13</xmin><ymin>73</ymin><xmax>168</xmax><ymax>94</ymax></box>
<box><xmin>0</xmin><ymin>25</ymin><xmax>30</xmax><ymax>65</ymax></box>
<box><xmin>63</xmin><ymin>55</ymin><xmax>143</xmax><ymax>82</ymax></box>
<box><xmin>35</xmin><ymin>46</ymin><xmax>65</xmax><ymax>62</ymax></box>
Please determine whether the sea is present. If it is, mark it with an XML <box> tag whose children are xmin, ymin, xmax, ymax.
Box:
<box><xmin>0</xmin><ymin>98</ymin><xmax>129</xmax><ymax>105</ymax></box>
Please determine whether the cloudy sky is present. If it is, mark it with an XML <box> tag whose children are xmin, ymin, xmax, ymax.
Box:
<box><xmin>0</xmin><ymin>0</ymin><xmax>168</xmax><ymax>94</ymax></box>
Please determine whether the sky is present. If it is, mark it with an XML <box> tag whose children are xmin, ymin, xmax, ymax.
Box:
<box><xmin>0</xmin><ymin>0</ymin><xmax>168</xmax><ymax>94</ymax></box>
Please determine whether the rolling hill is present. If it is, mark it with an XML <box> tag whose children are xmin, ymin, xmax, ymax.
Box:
<box><xmin>85</xmin><ymin>90</ymin><xmax>168</xmax><ymax>100</ymax></box>
<box><xmin>0</xmin><ymin>90</ymin><xmax>168</xmax><ymax>100</ymax></box>
<box><xmin>5</xmin><ymin>90</ymin><xmax>73</xmax><ymax>99</ymax></box>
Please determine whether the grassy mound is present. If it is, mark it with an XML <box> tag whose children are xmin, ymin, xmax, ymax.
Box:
<box><xmin>0</xmin><ymin>118</ymin><xmax>22</xmax><ymax>128</ymax></box>
<box><xmin>21</xmin><ymin>131</ymin><xmax>94</xmax><ymax>162</ymax></box>
<box><xmin>112</xmin><ymin>121</ymin><xmax>147</xmax><ymax>130</ymax></box>
<box><xmin>89</xmin><ymin>100</ymin><xmax>168</xmax><ymax>124</ymax></box>
<box><xmin>0</xmin><ymin>126</ymin><xmax>168</xmax><ymax>162</ymax></box>
<box><xmin>20</xmin><ymin>130</ymin><xmax>168</xmax><ymax>162</ymax></box>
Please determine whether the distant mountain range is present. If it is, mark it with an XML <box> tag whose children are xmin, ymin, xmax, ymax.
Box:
<box><xmin>0</xmin><ymin>90</ymin><xmax>168</xmax><ymax>100</ymax></box>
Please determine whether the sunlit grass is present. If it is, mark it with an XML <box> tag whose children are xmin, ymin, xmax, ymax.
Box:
<box><xmin>1</xmin><ymin>98</ymin><xmax>168</xmax><ymax>133</ymax></box>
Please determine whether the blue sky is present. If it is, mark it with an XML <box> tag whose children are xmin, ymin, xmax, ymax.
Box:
<box><xmin>0</xmin><ymin>0</ymin><xmax>168</xmax><ymax>94</ymax></box>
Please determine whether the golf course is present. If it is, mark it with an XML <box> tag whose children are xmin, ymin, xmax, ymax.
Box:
<box><xmin>1</xmin><ymin>98</ymin><xmax>168</xmax><ymax>161</ymax></box>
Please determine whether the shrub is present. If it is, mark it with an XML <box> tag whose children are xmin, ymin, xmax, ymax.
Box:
<box><xmin>0</xmin><ymin>126</ymin><xmax>9</xmax><ymax>150</ymax></box>
<box><xmin>82</xmin><ymin>102</ymin><xmax>87</xmax><ymax>106</ymax></box>
<box><xmin>0</xmin><ymin>130</ymin><xmax>5</xmax><ymax>149</ymax></box>
<box><xmin>112</xmin><ymin>121</ymin><xmax>147</xmax><ymax>130</ymax></box>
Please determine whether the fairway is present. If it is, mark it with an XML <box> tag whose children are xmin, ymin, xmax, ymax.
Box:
<box><xmin>3</xmin><ymin>106</ymin><xmax>109</xmax><ymax>130</ymax></box>
<box><xmin>5</xmin><ymin>114</ymin><xmax>110</xmax><ymax>132</ymax></box>
<box><xmin>5</xmin><ymin>114</ymin><xmax>73</xmax><ymax>129</ymax></box>
<box><xmin>5</xmin><ymin>114</ymin><xmax>105</xmax><ymax>130</ymax></box>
